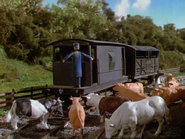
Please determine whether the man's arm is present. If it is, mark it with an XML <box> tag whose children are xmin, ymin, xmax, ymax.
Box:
<box><xmin>63</xmin><ymin>52</ymin><xmax>74</xmax><ymax>62</ymax></box>
<box><xmin>81</xmin><ymin>52</ymin><xmax>93</xmax><ymax>60</ymax></box>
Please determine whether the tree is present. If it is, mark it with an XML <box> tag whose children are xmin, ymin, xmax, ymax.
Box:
<box><xmin>0</xmin><ymin>0</ymin><xmax>55</xmax><ymax>62</ymax></box>
<box><xmin>51</xmin><ymin>0</ymin><xmax>107</xmax><ymax>39</ymax></box>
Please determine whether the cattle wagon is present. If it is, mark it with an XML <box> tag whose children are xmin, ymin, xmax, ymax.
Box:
<box><xmin>42</xmin><ymin>39</ymin><xmax>159</xmax><ymax>109</ymax></box>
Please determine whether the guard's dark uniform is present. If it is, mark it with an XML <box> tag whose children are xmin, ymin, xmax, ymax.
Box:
<box><xmin>63</xmin><ymin>43</ymin><xmax>93</xmax><ymax>87</ymax></box>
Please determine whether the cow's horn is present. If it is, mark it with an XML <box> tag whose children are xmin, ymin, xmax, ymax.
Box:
<box><xmin>87</xmin><ymin>96</ymin><xmax>90</xmax><ymax>99</ymax></box>
<box><xmin>57</xmin><ymin>97</ymin><xmax>62</xmax><ymax>103</ymax></box>
<box><xmin>109</xmin><ymin>124</ymin><xmax>114</xmax><ymax>127</ymax></box>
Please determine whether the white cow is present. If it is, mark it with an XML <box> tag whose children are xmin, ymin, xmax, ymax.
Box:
<box><xmin>4</xmin><ymin>98</ymin><xmax>63</xmax><ymax>129</ymax></box>
<box><xmin>154</xmin><ymin>73</ymin><xmax>173</xmax><ymax>88</ymax></box>
<box><xmin>85</xmin><ymin>93</ymin><xmax>104</xmax><ymax>122</ymax></box>
<box><xmin>105</xmin><ymin>96</ymin><xmax>170</xmax><ymax>138</ymax></box>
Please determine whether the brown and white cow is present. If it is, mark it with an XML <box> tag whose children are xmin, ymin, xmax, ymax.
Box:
<box><xmin>113</xmin><ymin>83</ymin><xmax>149</xmax><ymax>101</ymax></box>
<box><xmin>86</xmin><ymin>93</ymin><xmax>132</xmax><ymax>122</ymax></box>
<box><xmin>68</xmin><ymin>97</ymin><xmax>85</xmax><ymax>138</ymax></box>
<box><xmin>4</xmin><ymin>98</ymin><xmax>63</xmax><ymax>129</ymax></box>
<box><xmin>154</xmin><ymin>73</ymin><xmax>173</xmax><ymax>88</ymax></box>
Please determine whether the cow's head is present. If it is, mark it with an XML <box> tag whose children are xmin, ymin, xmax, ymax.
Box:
<box><xmin>85</xmin><ymin>93</ymin><xmax>99</xmax><ymax>106</ymax></box>
<box><xmin>113</xmin><ymin>83</ymin><xmax>123</xmax><ymax>91</ymax></box>
<box><xmin>165</xmin><ymin>80</ymin><xmax>179</xmax><ymax>88</ymax></box>
<box><xmin>105</xmin><ymin>118</ymin><xmax>117</xmax><ymax>138</ymax></box>
<box><xmin>50</xmin><ymin>97</ymin><xmax>64</xmax><ymax>115</ymax></box>
<box><xmin>152</xmin><ymin>88</ymin><xmax>162</xmax><ymax>96</ymax></box>
<box><xmin>70</xmin><ymin>97</ymin><xmax>82</xmax><ymax>103</ymax></box>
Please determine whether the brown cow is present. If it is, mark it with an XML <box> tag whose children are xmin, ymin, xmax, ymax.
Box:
<box><xmin>165</xmin><ymin>81</ymin><xmax>179</xmax><ymax>88</ymax></box>
<box><xmin>152</xmin><ymin>86</ymin><xmax>185</xmax><ymax>107</ymax></box>
<box><xmin>68</xmin><ymin>97</ymin><xmax>85</xmax><ymax>138</ymax></box>
<box><xmin>165</xmin><ymin>75</ymin><xmax>179</xmax><ymax>88</ymax></box>
<box><xmin>99</xmin><ymin>96</ymin><xmax>132</xmax><ymax>122</ymax></box>
<box><xmin>152</xmin><ymin>87</ymin><xmax>176</xmax><ymax>106</ymax></box>
<box><xmin>113</xmin><ymin>83</ymin><xmax>149</xmax><ymax>101</ymax></box>
<box><xmin>166</xmin><ymin>75</ymin><xmax>176</xmax><ymax>82</ymax></box>
<box><xmin>173</xmin><ymin>86</ymin><xmax>185</xmax><ymax>107</ymax></box>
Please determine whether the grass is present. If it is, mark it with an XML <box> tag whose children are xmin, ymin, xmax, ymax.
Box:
<box><xmin>173</xmin><ymin>72</ymin><xmax>185</xmax><ymax>77</ymax></box>
<box><xmin>0</xmin><ymin>46</ymin><xmax>53</xmax><ymax>117</ymax></box>
<box><xmin>0</xmin><ymin>46</ymin><xmax>53</xmax><ymax>93</ymax></box>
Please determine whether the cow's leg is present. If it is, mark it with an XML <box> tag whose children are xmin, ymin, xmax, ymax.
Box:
<box><xmin>11</xmin><ymin>114</ymin><xmax>19</xmax><ymax>129</ymax></box>
<box><xmin>100</xmin><ymin>113</ymin><xmax>106</xmax><ymax>123</ymax></box>
<box><xmin>182</xmin><ymin>99</ymin><xmax>185</xmax><ymax>107</ymax></box>
<box><xmin>40</xmin><ymin>113</ymin><xmax>49</xmax><ymax>129</ymax></box>
<box><xmin>72</xmin><ymin>125</ymin><xmax>76</xmax><ymax>137</ymax></box>
<box><xmin>130</xmin><ymin>123</ymin><xmax>137</xmax><ymax>138</ymax></box>
<box><xmin>80</xmin><ymin>127</ymin><xmax>83</xmax><ymax>138</ymax></box>
<box><xmin>117</xmin><ymin>126</ymin><xmax>125</xmax><ymax>138</ymax></box>
<box><xmin>100</xmin><ymin>115</ymin><xmax>104</xmax><ymax>123</ymax></box>
<box><xmin>154</xmin><ymin>117</ymin><xmax>164</xmax><ymax>136</ymax></box>
<box><xmin>165</xmin><ymin>100</ymin><xmax>170</xmax><ymax>107</ymax></box>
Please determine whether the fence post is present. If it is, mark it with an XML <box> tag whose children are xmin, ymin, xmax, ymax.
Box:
<box><xmin>31</xmin><ymin>87</ymin><xmax>33</xmax><ymax>99</ymax></box>
<box><xmin>46</xmin><ymin>84</ymin><xmax>48</xmax><ymax>98</ymax></box>
<box><xmin>12</xmin><ymin>89</ymin><xmax>15</xmax><ymax>103</ymax></box>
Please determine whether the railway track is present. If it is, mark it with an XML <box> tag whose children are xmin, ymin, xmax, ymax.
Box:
<box><xmin>1</xmin><ymin>76</ymin><xmax>185</xmax><ymax>139</ymax></box>
<box><xmin>0</xmin><ymin>102</ymin><xmax>107</xmax><ymax>139</ymax></box>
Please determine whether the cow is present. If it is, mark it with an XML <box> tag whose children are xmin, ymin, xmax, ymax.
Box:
<box><xmin>4</xmin><ymin>98</ymin><xmax>63</xmax><ymax>130</ymax></box>
<box><xmin>165</xmin><ymin>75</ymin><xmax>179</xmax><ymax>88</ymax></box>
<box><xmin>165</xmin><ymin>81</ymin><xmax>179</xmax><ymax>88</ymax></box>
<box><xmin>113</xmin><ymin>83</ymin><xmax>149</xmax><ymax>101</ymax></box>
<box><xmin>174</xmin><ymin>86</ymin><xmax>185</xmax><ymax>107</ymax></box>
<box><xmin>151</xmin><ymin>87</ymin><xmax>176</xmax><ymax>106</ymax></box>
<box><xmin>153</xmin><ymin>86</ymin><xmax>185</xmax><ymax>107</ymax></box>
<box><xmin>154</xmin><ymin>73</ymin><xmax>173</xmax><ymax>88</ymax></box>
<box><xmin>85</xmin><ymin>93</ymin><xmax>132</xmax><ymax>123</ymax></box>
<box><xmin>39</xmin><ymin>98</ymin><xmax>64</xmax><ymax>114</ymax></box>
<box><xmin>68</xmin><ymin>97</ymin><xmax>85</xmax><ymax>138</ymax></box>
<box><xmin>105</xmin><ymin>96</ymin><xmax>170</xmax><ymax>138</ymax></box>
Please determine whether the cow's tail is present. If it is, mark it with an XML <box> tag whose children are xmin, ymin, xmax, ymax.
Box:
<box><xmin>4</xmin><ymin>100</ymin><xmax>17</xmax><ymax>122</ymax></box>
<box><xmin>164</xmin><ymin>106</ymin><xmax>171</xmax><ymax>124</ymax></box>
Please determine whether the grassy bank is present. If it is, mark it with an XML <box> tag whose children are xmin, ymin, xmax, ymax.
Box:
<box><xmin>0</xmin><ymin>46</ymin><xmax>53</xmax><ymax>93</ymax></box>
<box><xmin>0</xmin><ymin>46</ymin><xmax>53</xmax><ymax>117</ymax></box>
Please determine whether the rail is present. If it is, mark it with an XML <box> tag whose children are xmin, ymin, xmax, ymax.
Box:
<box><xmin>0</xmin><ymin>84</ymin><xmax>54</xmax><ymax>109</ymax></box>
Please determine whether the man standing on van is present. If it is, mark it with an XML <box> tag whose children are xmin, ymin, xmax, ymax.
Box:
<box><xmin>62</xmin><ymin>42</ymin><xmax>93</xmax><ymax>88</ymax></box>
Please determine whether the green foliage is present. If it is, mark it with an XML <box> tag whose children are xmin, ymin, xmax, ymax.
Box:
<box><xmin>0</xmin><ymin>0</ymin><xmax>185</xmax><ymax>64</ymax></box>
<box><xmin>159</xmin><ymin>51</ymin><xmax>184</xmax><ymax>69</ymax></box>
<box><xmin>180</xmin><ymin>63</ymin><xmax>185</xmax><ymax>72</ymax></box>
<box><xmin>51</xmin><ymin>0</ymin><xmax>107</xmax><ymax>39</ymax></box>
<box><xmin>0</xmin><ymin>45</ymin><xmax>7</xmax><ymax>58</ymax></box>
<box><xmin>0</xmin><ymin>0</ymin><xmax>55</xmax><ymax>63</ymax></box>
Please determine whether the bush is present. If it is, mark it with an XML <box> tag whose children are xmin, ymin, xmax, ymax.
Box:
<box><xmin>3</xmin><ymin>68</ymin><xmax>20</xmax><ymax>81</ymax></box>
<box><xmin>180</xmin><ymin>63</ymin><xmax>185</xmax><ymax>72</ymax></box>
<box><xmin>159</xmin><ymin>51</ymin><xmax>184</xmax><ymax>69</ymax></box>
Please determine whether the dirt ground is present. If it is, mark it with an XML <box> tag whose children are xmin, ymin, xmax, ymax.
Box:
<box><xmin>58</xmin><ymin>101</ymin><xmax>185</xmax><ymax>139</ymax></box>
<box><xmin>1</xmin><ymin>100</ymin><xmax>185</xmax><ymax>139</ymax></box>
